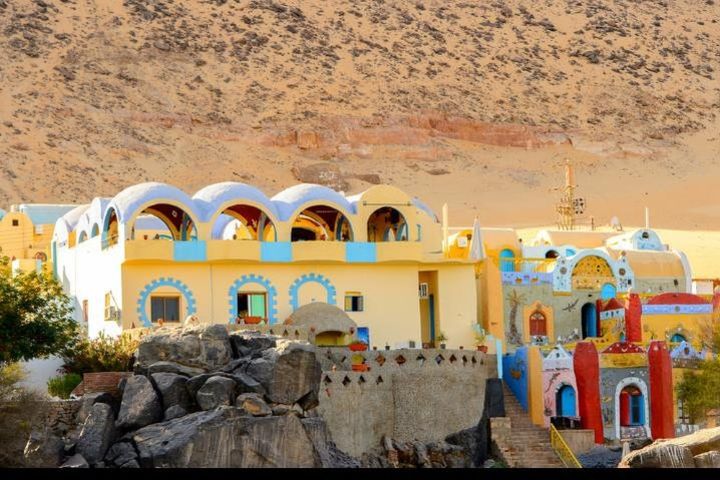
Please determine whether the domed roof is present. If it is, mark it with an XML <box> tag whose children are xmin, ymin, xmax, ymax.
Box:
<box><xmin>192</xmin><ymin>182</ymin><xmax>279</xmax><ymax>222</ymax></box>
<box><xmin>271</xmin><ymin>184</ymin><xmax>354</xmax><ymax>220</ymax></box>
<box><xmin>53</xmin><ymin>204</ymin><xmax>90</xmax><ymax>242</ymax></box>
<box><xmin>286</xmin><ymin>302</ymin><xmax>357</xmax><ymax>334</ymax></box>
<box><xmin>105</xmin><ymin>182</ymin><xmax>200</xmax><ymax>223</ymax></box>
<box><xmin>75</xmin><ymin>197</ymin><xmax>110</xmax><ymax>237</ymax></box>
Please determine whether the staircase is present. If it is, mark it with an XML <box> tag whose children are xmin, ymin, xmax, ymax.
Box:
<box><xmin>494</xmin><ymin>385</ymin><xmax>567</xmax><ymax>468</ymax></box>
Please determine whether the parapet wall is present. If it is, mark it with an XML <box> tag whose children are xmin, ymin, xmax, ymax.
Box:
<box><xmin>317</xmin><ymin>348</ymin><xmax>497</xmax><ymax>456</ymax></box>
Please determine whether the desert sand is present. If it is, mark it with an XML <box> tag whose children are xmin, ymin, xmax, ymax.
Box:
<box><xmin>1</xmin><ymin>0</ymin><xmax>719</xmax><ymax>275</ymax></box>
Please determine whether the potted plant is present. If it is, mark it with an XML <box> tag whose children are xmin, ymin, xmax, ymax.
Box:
<box><xmin>348</xmin><ymin>340</ymin><xmax>368</xmax><ymax>352</ymax></box>
<box><xmin>243</xmin><ymin>315</ymin><xmax>263</xmax><ymax>325</ymax></box>
<box><xmin>437</xmin><ymin>331</ymin><xmax>448</xmax><ymax>349</ymax></box>
<box><xmin>473</xmin><ymin>324</ymin><xmax>488</xmax><ymax>353</ymax></box>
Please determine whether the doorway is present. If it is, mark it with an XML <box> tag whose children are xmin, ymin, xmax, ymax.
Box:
<box><xmin>237</xmin><ymin>292</ymin><xmax>267</xmax><ymax>322</ymax></box>
<box><xmin>556</xmin><ymin>385</ymin><xmax>577</xmax><ymax>417</ymax></box>
<box><xmin>581</xmin><ymin>302</ymin><xmax>597</xmax><ymax>338</ymax></box>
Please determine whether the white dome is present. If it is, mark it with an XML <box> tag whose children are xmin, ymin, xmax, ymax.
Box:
<box><xmin>192</xmin><ymin>182</ymin><xmax>279</xmax><ymax>222</ymax></box>
<box><xmin>104</xmin><ymin>182</ymin><xmax>200</xmax><ymax>224</ymax></box>
<box><xmin>271</xmin><ymin>183</ymin><xmax>355</xmax><ymax>221</ymax></box>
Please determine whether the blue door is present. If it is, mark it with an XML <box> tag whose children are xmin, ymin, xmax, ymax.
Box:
<box><xmin>582</xmin><ymin>303</ymin><xmax>597</xmax><ymax>338</ymax></box>
<box><xmin>630</xmin><ymin>394</ymin><xmax>645</xmax><ymax>425</ymax></box>
<box><xmin>556</xmin><ymin>385</ymin><xmax>577</xmax><ymax>417</ymax></box>
<box><xmin>499</xmin><ymin>249</ymin><xmax>515</xmax><ymax>272</ymax></box>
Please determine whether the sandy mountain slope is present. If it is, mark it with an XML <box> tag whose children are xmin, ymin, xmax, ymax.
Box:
<box><xmin>0</xmin><ymin>0</ymin><xmax>719</xmax><ymax>232</ymax></box>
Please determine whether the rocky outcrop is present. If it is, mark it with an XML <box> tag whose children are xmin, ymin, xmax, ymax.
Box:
<box><xmin>619</xmin><ymin>427</ymin><xmax>720</xmax><ymax>468</ymax></box>
<box><xmin>694</xmin><ymin>451</ymin><xmax>720</xmax><ymax>468</ymax></box>
<box><xmin>136</xmin><ymin>324</ymin><xmax>233</xmax><ymax>371</ymax></box>
<box><xmin>116</xmin><ymin>375</ymin><xmax>163</xmax><ymax>431</ymax></box>
<box><xmin>75</xmin><ymin>403</ymin><xmax>117</xmax><ymax>465</ymax></box>
<box><xmin>151</xmin><ymin>373</ymin><xmax>194</xmax><ymax>412</ymax></box>
<box><xmin>196</xmin><ymin>376</ymin><xmax>236</xmax><ymax>410</ymax></box>
<box><xmin>133</xmin><ymin>407</ymin><xmax>319</xmax><ymax>467</ymax></box>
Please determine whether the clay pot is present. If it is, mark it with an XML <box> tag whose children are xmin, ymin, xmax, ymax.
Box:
<box><xmin>243</xmin><ymin>316</ymin><xmax>263</xmax><ymax>325</ymax></box>
<box><xmin>351</xmin><ymin>364</ymin><xmax>369</xmax><ymax>372</ymax></box>
<box><xmin>349</xmin><ymin>343</ymin><xmax>368</xmax><ymax>352</ymax></box>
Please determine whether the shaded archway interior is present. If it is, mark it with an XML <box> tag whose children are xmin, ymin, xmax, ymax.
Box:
<box><xmin>291</xmin><ymin>205</ymin><xmax>353</xmax><ymax>241</ymax></box>
<box><xmin>367</xmin><ymin>206</ymin><xmax>408</xmax><ymax>242</ymax></box>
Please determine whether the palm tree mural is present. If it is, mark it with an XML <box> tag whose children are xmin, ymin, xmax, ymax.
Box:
<box><xmin>506</xmin><ymin>289</ymin><xmax>526</xmax><ymax>346</ymax></box>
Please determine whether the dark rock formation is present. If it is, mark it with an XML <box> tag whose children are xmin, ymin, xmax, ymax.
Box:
<box><xmin>137</xmin><ymin>324</ymin><xmax>233</xmax><ymax>371</ymax></box>
<box><xmin>75</xmin><ymin>403</ymin><xmax>117</xmax><ymax>465</ymax></box>
<box><xmin>196</xmin><ymin>376</ymin><xmax>236</xmax><ymax>410</ymax></box>
<box><xmin>116</xmin><ymin>375</ymin><xmax>162</xmax><ymax>431</ymax></box>
<box><xmin>151</xmin><ymin>372</ymin><xmax>194</xmax><ymax>411</ymax></box>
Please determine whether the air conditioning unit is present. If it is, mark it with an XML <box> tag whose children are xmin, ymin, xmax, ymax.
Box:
<box><xmin>418</xmin><ymin>283</ymin><xmax>429</xmax><ymax>299</ymax></box>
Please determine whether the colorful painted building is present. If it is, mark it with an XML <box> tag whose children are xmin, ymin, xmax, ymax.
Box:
<box><xmin>0</xmin><ymin>203</ymin><xmax>78</xmax><ymax>275</ymax></box>
<box><xmin>52</xmin><ymin>182</ymin><xmax>479</xmax><ymax>345</ymax></box>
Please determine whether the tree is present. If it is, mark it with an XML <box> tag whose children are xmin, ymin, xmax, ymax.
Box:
<box><xmin>676</xmin><ymin>322</ymin><xmax>720</xmax><ymax>424</ymax></box>
<box><xmin>0</xmin><ymin>258</ymin><xmax>79</xmax><ymax>365</ymax></box>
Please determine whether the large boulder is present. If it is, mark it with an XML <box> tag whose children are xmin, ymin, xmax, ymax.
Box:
<box><xmin>147</xmin><ymin>361</ymin><xmax>205</xmax><ymax>378</ymax></box>
<box><xmin>694</xmin><ymin>451</ymin><xmax>720</xmax><ymax>468</ymax></box>
<box><xmin>116</xmin><ymin>375</ymin><xmax>163</xmax><ymax>431</ymax></box>
<box><xmin>133</xmin><ymin>407</ymin><xmax>320</xmax><ymax>467</ymax></box>
<box><xmin>23</xmin><ymin>430</ymin><xmax>65</xmax><ymax>467</ymax></box>
<box><xmin>76</xmin><ymin>402</ymin><xmax>117</xmax><ymax>465</ymax></box>
<box><xmin>104</xmin><ymin>441</ymin><xmax>140</xmax><ymax>468</ymax></box>
<box><xmin>151</xmin><ymin>373</ymin><xmax>194</xmax><ymax>411</ymax></box>
<box><xmin>137</xmin><ymin>324</ymin><xmax>233</xmax><ymax>371</ymax></box>
<box><xmin>301</xmin><ymin>417</ymin><xmax>361</xmax><ymax>468</ymax></box>
<box><xmin>619</xmin><ymin>427</ymin><xmax>720</xmax><ymax>468</ymax></box>
<box><xmin>256</xmin><ymin>342</ymin><xmax>322</xmax><ymax>405</ymax></box>
<box><xmin>60</xmin><ymin>453</ymin><xmax>89</xmax><ymax>468</ymax></box>
<box><xmin>196</xmin><ymin>376</ymin><xmax>236</xmax><ymax>411</ymax></box>
<box><xmin>619</xmin><ymin>443</ymin><xmax>695</xmax><ymax>468</ymax></box>
<box><xmin>236</xmin><ymin>393</ymin><xmax>271</xmax><ymax>417</ymax></box>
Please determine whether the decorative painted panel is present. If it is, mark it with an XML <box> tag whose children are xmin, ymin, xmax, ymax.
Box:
<box><xmin>501</xmin><ymin>272</ymin><xmax>553</xmax><ymax>286</ymax></box>
<box><xmin>503</xmin><ymin>347</ymin><xmax>529</xmax><ymax>411</ymax></box>
<box><xmin>642</xmin><ymin>304</ymin><xmax>713</xmax><ymax>314</ymax></box>
<box><xmin>289</xmin><ymin>273</ymin><xmax>337</xmax><ymax>311</ymax></box>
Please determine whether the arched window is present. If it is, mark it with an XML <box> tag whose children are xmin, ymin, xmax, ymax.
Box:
<box><xmin>91</xmin><ymin>224</ymin><xmax>100</xmax><ymax>238</ymax></box>
<box><xmin>499</xmin><ymin>249</ymin><xmax>515</xmax><ymax>272</ymax></box>
<box><xmin>529</xmin><ymin>311</ymin><xmax>547</xmax><ymax>336</ymax></box>
<box><xmin>34</xmin><ymin>252</ymin><xmax>47</xmax><ymax>262</ymax></box>
<box><xmin>102</xmin><ymin>208</ymin><xmax>119</xmax><ymax>249</ymax></box>
<box><xmin>619</xmin><ymin>385</ymin><xmax>645</xmax><ymax>426</ymax></box>
<box><xmin>670</xmin><ymin>333</ymin><xmax>686</xmax><ymax>344</ymax></box>
<box><xmin>600</xmin><ymin>283</ymin><xmax>617</xmax><ymax>300</ymax></box>
<box><xmin>130</xmin><ymin>203</ymin><xmax>197</xmax><ymax>241</ymax></box>
<box><xmin>290</xmin><ymin>205</ymin><xmax>353</xmax><ymax>242</ymax></box>
<box><xmin>216</xmin><ymin>204</ymin><xmax>277</xmax><ymax>241</ymax></box>
<box><xmin>545</xmin><ymin>250</ymin><xmax>559</xmax><ymax>259</ymax></box>
<box><xmin>78</xmin><ymin>231</ymin><xmax>88</xmax><ymax>243</ymax></box>
<box><xmin>367</xmin><ymin>207</ymin><xmax>408</xmax><ymax>242</ymax></box>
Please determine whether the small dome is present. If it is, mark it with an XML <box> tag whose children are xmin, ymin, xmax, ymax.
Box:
<box><xmin>286</xmin><ymin>302</ymin><xmax>357</xmax><ymax>334</ymax></box>
<box><xmin>106</xmin><ymin>182</ymin><xmax>199</xmax><ymax>223</ymax></box>
<box><xmin>192</xmin><ymin>182</ymin><xmax>279</xmax><ymax>222</ymax></box>
<box><xmin>271</xmin><ymin>183</ymin><xmax>354</xmax><ymax>221</ymax></box>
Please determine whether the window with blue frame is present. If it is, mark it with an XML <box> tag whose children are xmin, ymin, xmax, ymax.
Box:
<box><xmin>499</xmin><ymin>249</ymin><xmax>515</xmax><ymax>272</ymax></box>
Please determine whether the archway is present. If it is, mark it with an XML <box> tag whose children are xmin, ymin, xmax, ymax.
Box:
<box><xmin>289</xmin><ymin>273</ymin><xmax>337</xmax><ymax>311</ymax></box>
<box><xmin>78</xmin><ymin>231</ymin><xmax>88</xmax><ymax>244</ymax></box>
<box><xmin>102</xmin><ymin>207</ymin><xmax>119</xmax><ymax>249</ymax></box>
<box><xmin>545</xmin><ymin>250</ymin><xmax>559</xmax><ymax>259</ymax></box>
<box><xmin>136</xmin><ymin>277</ymin><xmax>196</xmax><ymax>327</ymax></box>
<box><xmin>91</xmin><ymin>224</ymin><xmax>100</xmax><ymax>238</ymax></box>
<box><xmin>670</xmin><ymin>333</ymin><xmax>687</xmax><ymax>343</ymax></box>
<box><xmin>572</xmin><ymin>255</ymin><xmax>615</xmax><ymax>290</ymax></box>
<box><xmin>290</xmin><ymin>205</ymin><xmax>353</xmax><ymax>242</ymax></box>
<box><xmin>499</xmin><ymin>248</ymin><xmax>515</xmax><ymax>272</ymax></box>
<box><xmin>34</xmin><ymin>252</ymin><xmax>47</xmax><ymax>262</ymax></box>
<box><xmin>581</xmin><ymin>302</ymin><xmax>598</xmax><ymax>338</ymax></box>
<box><xmin>130</xmin><ymin>203</ymin><xmax>197</xmax><ymax>241</ymax></box>
<box><xmin>216</xmin><ymin>204</ymin><xmax>277</xmax><ymax>241</ymax></box>
<box><xmin>228</xmin><ymin>274</ymin><xmax>278</xmax><ymax>324</ymax></box>
<box><xmin>367</xmin><ymin>207</ymin><xmax>408</xmax><ymax>242</ymax></box>
<box><xmin>556</xmin><ymin>385</ymin><xmax>577</xmax><ymax>417</ymax></box>
<box><xmin>614</xmin><ymin>377</ymin><xmax>650</xmax><ymax>439</ymax></box>
<box><xmin>529</xmin><ymin>310</ymin><xmax>547</xmax><ymax>336</ymax></box>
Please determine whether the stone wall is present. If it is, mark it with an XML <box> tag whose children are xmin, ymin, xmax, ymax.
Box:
<box><xmin>46</xmin><ymin>399</ymin><xmax>82</xmax><ymax>435</ymax></box>
<box><xmin>317</xmin><ymin>348</ymin><xmax>497</xmax><ymax>456</ymax></box>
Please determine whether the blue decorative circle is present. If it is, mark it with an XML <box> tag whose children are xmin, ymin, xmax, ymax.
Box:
<box><xmin>136</xmin><ymin>277</ymin><xmax>197</xmax><ymax>327</ymax></box>
<box><xmin>288</xmin><ymin>273</ymin><xmax>336</xmax><ymax>311</ymax></box>
<box><xmin>227</xmin><ymin>274</ymin><xmax>278</xmax><ymax>325</ymax></box>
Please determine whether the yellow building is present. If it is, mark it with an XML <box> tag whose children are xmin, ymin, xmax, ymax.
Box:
<box><xmin>0</xmin><ymin>204</ymin><xmax>78</xmax><ymax>275</ymax></box>
<box><xmin>53</xmin><ymin>183</ymin><xmax>479</xmax><ymax>348</ymax></box>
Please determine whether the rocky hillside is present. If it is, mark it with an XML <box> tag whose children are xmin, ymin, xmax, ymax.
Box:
<box><xmin>1</xmin><ymin>0</ymin><xmax>719</xmax><ymax>227</ymax></box>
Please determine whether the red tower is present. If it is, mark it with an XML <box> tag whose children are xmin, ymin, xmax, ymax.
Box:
<box><xmin>648</xmin><ymin>340</ymin><xmax>674</xmax><ymax>440</ymax></box>
<box><xmin>625</xmin><ymin>293</ymin><xmax>642</xmax><ymax>342</ymax></box>
<box><xmin>573</xmin><ymin>341</ymin><xmax>604</xmax><ymax>443</ymax></box>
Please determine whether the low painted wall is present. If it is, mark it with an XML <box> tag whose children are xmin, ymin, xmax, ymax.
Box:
<box><xmin>502</xmin><ymin>347</ymin><xmax>528</xmax><ymax>411</ymax></box>
<box><xmin>559</xmin><ymin>429</ymin><xmax>595</xmax><ymax>456</ymax></box>
<box><xmin>317</xmin><ymin>348</ymin><xmax>497</xmax><ymax>456</ymax></box>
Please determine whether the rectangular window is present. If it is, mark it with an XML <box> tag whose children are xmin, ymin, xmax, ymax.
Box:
<box><xmin>12</xmin><ymin>219</ymin><xmax>19</xmax><ymax>227</ymax></box>
<box><xmin>151</xmin><ymin>296</ymin><xmax>180</xmax><ymax>323</ymax></box>
<box><xmin>678</xmin><ymin>399</ymin><xmax>690</xmax><ymax>425</ymax></box>
<box><xmin>82</xmin><ymin>300</ymin><xmax>89</xmax><ymax>324</ymax></box>
<box><xmin>344</xmin><ymin>292</ymin><xmax>364</xmax><ymax>312</ymax></box>
<box><xmin>237</xmin><ymin>292</ymin><xmax>267</xmax><ymax>320</ymax></box>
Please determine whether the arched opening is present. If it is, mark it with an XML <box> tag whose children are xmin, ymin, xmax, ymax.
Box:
<box><xmin>571</xmin><ymin>255</ymin><xmax>615</xmax><ymax>290</ymax></box>
<box><xmin>102</xmin><ymin>208</ymin><xmax>119</xmax><ymax>249</ymax></box>
<box><xmin>670</xmin><ymin>333</ymin><xmax>687</xmax><ymax>344</ymax></box>
<box><xmin>619</xmin><ymin>385</ymin><xmax>645</xmax><ymax>427</ymax></box>
<box><xmin>78</xmin><ymin>231</ymin><xmax>88</xmax><ymax>244</ymax></box>
<box><xmin>529</xmin><ymin>310</ymin><xmax>547</xmax><ymax>336</ymax></box>
<box><xmin>556</xmin><ymin>385</ymin><xmax>576</xmax><ymax>417</ymax></box>
<box><xmin>217</xmin><ymin>204</ymin><xmax>277</xmax><ymax>241</ymax></box>
<box><xmin>581</xmin><ymin>302</ymin><xmax>598</xmax><ymax>338</ymax></box>
<box><xmin>130</xmin><ymin>203</ymin><xmax>197</xmax><ymax>241</ymax></box>
<box><xmin>34</xmin><ymin>252</ymin><xmax>47</xmax><ymax>262</ymax></box>
<box><xmin>91</xmin><ymin>224</ymin><xmax>100</xmax><ymax>238</ymax></box>
<box><xmin>290</xmin><ymin>205</ymin><xmax>353</xmax><ymax>242</ymax></box>
<box><xmin>315</xmin><ymin>330</ymin><xmax>347</xmax><ymax>346</ymax></box>
<box><xmin>367</xmin><ymin>207</ymin><xmax>408</xmax><ymax>242</ymax></box>
<box><xmin>545</xmin><ymin>250</ymin><xmax>559</xmax><ymax>259</ymax></box>
<box><xmin>600</xmin><ymin>283</ymin><xmax>617</xmax><ymax>300</ymax></box>
<box><xmin>499</xmin><ymin>248</ymin><xmax>515</xmax><ymax>272</ymax></box>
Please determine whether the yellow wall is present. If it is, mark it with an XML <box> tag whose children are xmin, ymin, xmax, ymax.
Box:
<box><xmin>522</xmin><ymin>301</ymin><xmax>555</xmax><ymax>343</ymax></box>
<box><xmin>0</xmin><ymin>212</ymin><xmax>53</xmax><ymax>261</ymax></box>
<box><xmin>527</xmin><ymin>345</ymin><xmax>545</xmax><ymax>426</ymax></box>
<box><xmin>120</xmin><ymin>262</ymin><xmax>476</xmax><ymax>350</ymax></box>
<box><xmin>642</xmin><ymin>313</ymin><xmax>711</xmax><ymax>349</ymax></box>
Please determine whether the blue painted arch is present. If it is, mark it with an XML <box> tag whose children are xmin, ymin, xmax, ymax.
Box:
<box><xmin>556</xmin><ymin>384</ymin><xmax>577</xmax><ymax>417</ymax></box>
<box><xmin>289</xmin><ymin>273</ymin><xmax>336</xmax><ymax>311</ymax></box>
<box><xmin>600</xmin><ymin>283</ymin><xmax>617</xmax><ymax>300</ymax></box>
<box><xmin>137</xmin><ymin>277</ymin><xmax>197</xmax><ymax>327</ymax></box>
<box><xmin>228</xmin><ymin>274</ymin><xmax>278</xmax><ymax>325</ymax></box>
<box><xmin>499</xmin><ymin>248</ymin><xmax>515</xmax><ymax>272</ymax></box>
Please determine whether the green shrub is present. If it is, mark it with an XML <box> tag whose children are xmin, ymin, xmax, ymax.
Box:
<box><xmin>60</xmin><ymin>332</ymin><xmax>138</xmax><ymax>374</ymax></box>
<box><xmin>47</xmin><ymin>373</ymin><xmax>82</xmax><ymax>399</ymax></box>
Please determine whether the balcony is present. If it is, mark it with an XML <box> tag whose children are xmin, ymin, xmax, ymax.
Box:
<box><xmin>292</xmin><ymin>241</ymin><xmax>346</xmax><ymax>263</ymax></box>
<box><xmin>206</xmin><ymin>240</ymin><xmax>261</xmax><ymax>262</ymax></box>
<box><xmin>375</xmin><ymin>242</ymin><xmax>423</xmax><ymax>262</ymax></box>
<box><xmin>124</xmin><ymin>239</ymin><xmax>173</xmax><ymax>261</ymax></box>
